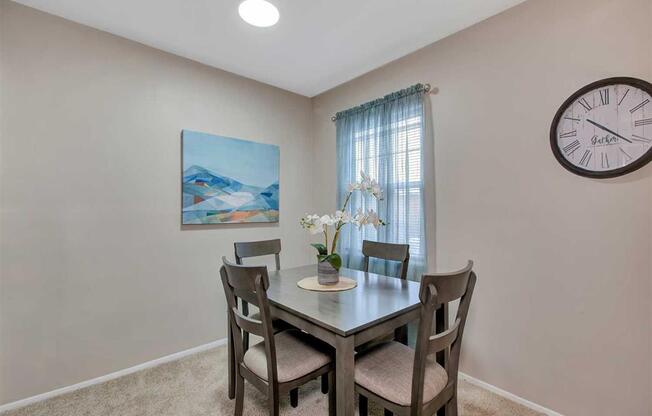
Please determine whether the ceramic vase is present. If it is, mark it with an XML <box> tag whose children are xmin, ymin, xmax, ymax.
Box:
<box><xmin>317</xmin><ymin>260</ymin><xmax>340</xmax><ymax>285</ymax></box>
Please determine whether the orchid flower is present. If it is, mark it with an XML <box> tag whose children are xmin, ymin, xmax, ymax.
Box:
<box><xmin>300</xmin><ymin>172</ymin><xmax>386</xmax><ymax>270</ymax></box>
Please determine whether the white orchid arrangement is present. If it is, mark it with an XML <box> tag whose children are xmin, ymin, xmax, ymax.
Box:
<box><xmin>300</xmin><ymin>172</ymin><xmax>386</xmax><ymax>271</ymax></box>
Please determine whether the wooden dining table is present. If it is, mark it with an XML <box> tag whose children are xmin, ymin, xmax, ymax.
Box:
<box><xmin>227</xmin><ymin>265</ymin><xmax>449</xmax><ymax>416</ymax></box>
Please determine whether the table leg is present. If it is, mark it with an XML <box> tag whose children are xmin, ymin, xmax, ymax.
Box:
<box><xmin>335</xmin><ymin>335</ymin><xmax>355</xmax><ymax>416</ymax></box>
<box><xmin>227</xmin><ymin>320</ymin><xmax>235</xmax><ymax>400</ymax></box>
<box><xmin>394</xmin><ymin>324</ymin><xmax>408</xmax><ymax>345</ymax></box>
<box><xmin>435</xmin><ymin>304</ymin><xmax>449</xmax><ymax>416</ymax></box>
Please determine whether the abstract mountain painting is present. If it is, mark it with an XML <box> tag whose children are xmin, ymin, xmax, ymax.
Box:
<box><xmin>182</xmin><ymin>130</ymin><xmax>279</xmax><ymax>224</ymax></box>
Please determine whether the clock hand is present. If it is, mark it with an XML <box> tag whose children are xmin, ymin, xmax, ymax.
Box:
<box><xmin>586</xmin><ymin>119</ymin><xmax>632</xmax><ymax>143</ymax></box>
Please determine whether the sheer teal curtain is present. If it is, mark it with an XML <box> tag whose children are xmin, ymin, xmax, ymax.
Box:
<box><xmin>335</xmin><ymin>84</ymin><xmax>428</xmax><ymax>281</ymax></box>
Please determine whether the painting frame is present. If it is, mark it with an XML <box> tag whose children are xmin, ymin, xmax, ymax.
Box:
<box><xmin>181</xmin><ymin>129</ymin><xmax>280</xmax><ymax>225</ymax></box>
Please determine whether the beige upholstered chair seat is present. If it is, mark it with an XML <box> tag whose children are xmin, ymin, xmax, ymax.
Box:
<box><xmin>243</xmin><ymin>330</ymin><xmax>331</xmax><ymax>383</ymax></box>
<box><xmin>355</xmin><ymin>341</ymin><xmax>448</xmax><ymax>406</ymax></box>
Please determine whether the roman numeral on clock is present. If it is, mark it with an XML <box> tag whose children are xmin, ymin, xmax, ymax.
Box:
<box><xmin>630</xmin><ymin>99</ymin><xmax>650</xmax><ymax>113</ymax></box>
<box><xmin>599</xmin><ymin>88</ymin><xmax>610</xmax><ymax>106</ymax></box>
<box><xmin>579</xmin><ymin>149</ymin><xmax>592</xmax><ymax>167</ymax></box>
<box><xmin>617</xmin><ymin>88</ymin><xmax>630</xmax><ymax>106</ymax></box>
<box><xmin>578</xmin><ymin>97</ymin><xmax>592</xmax><ymax>112</ymax></box>
<box><xmin>559</xmin><ymin>130</ymin><xmax>577</xmax><ymax>139</ymax></box>
<box><xmin>601</xmin><ymin>152</ymin><xmax>609</xmax><ymax>169</ymax></box>
<box><xmin>562</xmin><ymin>140</ymin><xmax>580</xmax><ymax>155</ymax></box>
<box><xmin>631</xmin><ymin>134</ymin><xmax>651</xmax><ymax>143</ymax></box>
<box><xmin>619</xmin><ymin>147</ymin><xmax>633</xmax><ymax>161</ymax></box>
<box><xmin>634</xmin><ymin>118</ymin><xmax>652</xmax><ymax>127</ymax></box>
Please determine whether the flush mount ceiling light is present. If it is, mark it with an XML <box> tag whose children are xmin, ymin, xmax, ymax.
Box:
<box><xmin>238</xmin><ymin>0</ymin><xmax>279</xmax><ymax>28</ymax></box>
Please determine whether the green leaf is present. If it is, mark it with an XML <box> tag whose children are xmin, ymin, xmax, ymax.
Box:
<box><xmin>310</xmin><ymin>243</ymin><xmax>328</xmax><ymax>255</ymax></box>
<box><xmin>326</xmin><ymin>253</ymin><xmax>342</xmax><ymax>270</ymax></box>
<box><xmin>317</xmin><ymin>254</ymin><xmax>328</xmax><ymax>262</ymax></box>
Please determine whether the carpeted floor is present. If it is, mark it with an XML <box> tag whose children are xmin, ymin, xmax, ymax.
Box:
<box><xmin>2</xmin><ymin>345</ymin><xmax>543</xmax><ymax>416</ymax></box>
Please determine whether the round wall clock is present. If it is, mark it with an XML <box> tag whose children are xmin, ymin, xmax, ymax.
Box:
<box><xmin>550</xmin><ymin>77</ymin><xmax>652</xmax><ymax>178</ymax></box>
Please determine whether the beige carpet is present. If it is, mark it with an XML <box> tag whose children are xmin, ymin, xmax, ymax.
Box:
<box><xmin>2</xmin><ymin>345</ymin><xmax>543</xmax><ymax>416</ymax></box>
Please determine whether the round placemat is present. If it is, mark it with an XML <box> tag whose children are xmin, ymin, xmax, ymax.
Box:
<box><xmin>297</xmin><ymin>276</ymin><xmax>357</xmax><ymax>292</ymax></box>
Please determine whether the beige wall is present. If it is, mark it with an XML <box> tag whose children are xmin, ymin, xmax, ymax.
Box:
<box><xmin>0</xmin><ymin>1</ymin><xmax>315</xmax><ymax>404</ymax></box>
<box><xmin>312</xmin><ymin>0</ymin><xmax>652</xmax><ymax>415</ymax></box>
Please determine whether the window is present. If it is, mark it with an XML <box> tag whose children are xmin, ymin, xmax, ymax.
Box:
<box><xmin>351</xmin><ymin>115</ymin><xmax>425</xmax><ymax>261</ymax></box>
<box><xmin>336</xmin><ymin>85</ymin><xmax>428</xmax><ymax>279</ymax></box>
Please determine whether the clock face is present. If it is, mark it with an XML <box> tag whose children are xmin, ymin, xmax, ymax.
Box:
<box><xmin>551</xmin><ymin>78</ymin><xmax>652</xmax><ymax>178</ymax></box>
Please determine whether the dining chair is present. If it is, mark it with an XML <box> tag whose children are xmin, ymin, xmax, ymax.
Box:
<box><xmin>362</xmin><ymin>240</ymin><xmax>411</xmax><ymax>345</ymax></box>
<box><xmin>232</xmin><ymin>240</ymin><xmax>309</xmax><ymax>406</ymax></box>
<box><xmin>234</xmin><ymin>239</ymin><xmax>283</xmax><ymax>349</ymax></box>
<box><xmin>234</xmin><ymin>239</ymin><xmax>282</xmax><ymax>271</ymax></box>
<box><xmin>221</xmin><ymin>257</ymin><xmax>336</xmax><ymax>416</ymax></box>
<box><xmin>362</xmin><ymin>240</ymin><xmax>410</xmax><ymax>280</ymax></box>
<box><xmin>356</xmin><ymin>261</ymin><xmax>476</xmax><ymax>416</ymax></box>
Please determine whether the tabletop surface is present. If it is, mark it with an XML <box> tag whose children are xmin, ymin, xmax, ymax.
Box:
<box><xmin>267</xmin><ymin>265</ymin><xmax>421</xmax><ymax>336</ymax></box>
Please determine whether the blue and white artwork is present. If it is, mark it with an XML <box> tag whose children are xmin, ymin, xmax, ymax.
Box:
<box><xmin>182</xmin><ymin>130</ymin><xmax>279</xmax><ymax>224</ymax></box>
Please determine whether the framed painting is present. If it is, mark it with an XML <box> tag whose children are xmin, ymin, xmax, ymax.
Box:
<box><xmin>181</xmin><ymin>130</ymin><xmax>279</xmax><ymax>224</ymax></box>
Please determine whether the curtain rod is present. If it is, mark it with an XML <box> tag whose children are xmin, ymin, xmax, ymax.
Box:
<box><xmin>330</xmin><ymin>83</ymin><xmax>434</xmax><ymax>122</ymax></box>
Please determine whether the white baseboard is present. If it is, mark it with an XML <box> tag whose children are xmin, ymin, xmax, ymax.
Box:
<box><xmin>459</xmin><ymin>372</ymin><xmax>564</xmax><ymax>416</ymax></box>
<box><xmin>0</xmin><ymin>338</ymin><xmax>228</xmax><ymax>414</ymax></box>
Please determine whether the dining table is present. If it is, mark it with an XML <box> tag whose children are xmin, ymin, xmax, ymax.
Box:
<box><xmin>227</xmin><ymin>264</ymin><xmax>450</xmax><ymax>416</ymax></box>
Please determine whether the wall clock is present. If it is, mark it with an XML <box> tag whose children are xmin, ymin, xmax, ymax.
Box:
<box><xmin>550</xmin><ymin>77</ymin><xmax>652</xmax><ymax>178</ymax></box>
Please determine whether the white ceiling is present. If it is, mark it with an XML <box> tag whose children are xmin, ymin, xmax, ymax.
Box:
<box><xmin>14</xmin><ymin>0</ymin><xmax>527</xmax><ymax>97</ymax></box>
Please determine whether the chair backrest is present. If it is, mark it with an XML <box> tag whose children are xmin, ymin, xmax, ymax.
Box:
<box><xmin>410</xmin><ymin>261</ymin><xmax>476</xmax><ymax>413</ymax></box>
<box><xmin>362</xmin><ymin>240</ymin><xmax>410</xmax><ymax>280</ymax></box>
<box><xmin>234</xmin><ymin>239</ymin><xmax>282</xmax><ymax>271</ymax></box>
<box><xmin>220</xmin><ymin>257</ymin><xmax>279</xmax><ymax>384</ymax></box>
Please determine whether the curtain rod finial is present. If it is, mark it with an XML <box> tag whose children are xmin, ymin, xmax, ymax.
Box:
<box><xmin>427</xmin><ymin>85</ymin><xmax>439</xmax><ymax>95</ymax></box>
<box><xmin>331</xmin><ymin>116</ymin><xmax>337</xmax><ymax>122</ymax></box>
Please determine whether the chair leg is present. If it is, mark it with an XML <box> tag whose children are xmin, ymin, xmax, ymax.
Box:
<box><xmin>321</xmin><ymin>373</ymin><xmax>329</xmax><ymax>394</ymax></box>
<box><xmin>446</xmin><ymin>393</ymin><xmax>458</xmax><ymax>416</ymax></box>
<box><xmin>359</xmin><ymin>394</ymin><xmax>368</xmax><ymax>416</ymax></box>
<box><xmin>268</xmin><ymin>395</ymin><xmax>280</xmax><ymax>416</ymax></box>
<box><xmin>290</xmin><ymin>388</ymin><xmax>299</xmax><ymax>408</ymax></box>
<box><xmin>394</xmin><ymin>324</ymin><xmax>408</xmax><ymax>346</ymax></box>
<box><xmin>234</xmin><ymin>373</ymin><xmax>244</xmax><ymax>416</ymax></box>
<box><xmin>228</xmin><ymin>326</ymin><xmax>235</xmax><ymax>400</ymax></box>
<box><xmin>384</xmin><ymin>409</ymin><xmax>393</xmax><ymax>416</ymax></box>
<box><xmin>328</xmin><ymin>371</ymin><xmax>336</xmax><ymax>416</ymax></box>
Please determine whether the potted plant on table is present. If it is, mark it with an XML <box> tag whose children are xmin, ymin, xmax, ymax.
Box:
<box><xmin>300</xmin><ymin>172</ymin><xmax>385</xmax><ymax>285</ymax></box>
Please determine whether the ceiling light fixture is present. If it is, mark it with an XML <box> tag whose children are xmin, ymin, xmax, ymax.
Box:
<box><xmin>238</xmin><ymin>0</ymin><xmax>279</xmax><ymax>28</ymax></box>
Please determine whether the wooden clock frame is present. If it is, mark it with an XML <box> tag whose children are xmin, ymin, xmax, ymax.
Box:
<box><xmin>550</xmin><ymin>77</ymin><xmax>652</xmax><ymax>179</ymax></box>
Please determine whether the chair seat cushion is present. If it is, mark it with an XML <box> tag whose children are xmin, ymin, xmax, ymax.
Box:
<box><xmin>355</xmin><ymin>341</ymin><xmax>448</xmax><ymax>407</ymax></box>
<box><xmin>243</xmin><ymin>330</ymin><xmax>331</xmax><ymax>383</ymax></box>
